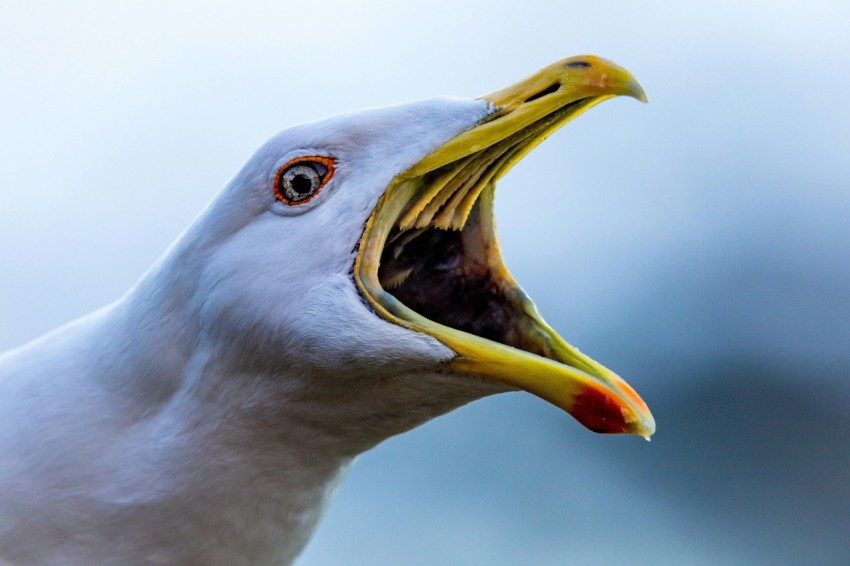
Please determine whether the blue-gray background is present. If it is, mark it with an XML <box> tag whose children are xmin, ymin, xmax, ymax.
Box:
<box><xmin>1</xmin><ymin>2</ymin><xmax>848</xmax><ymax>564</ymax></box>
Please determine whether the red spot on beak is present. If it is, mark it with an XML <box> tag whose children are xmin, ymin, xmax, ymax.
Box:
<box><xmin>570</xmin><ymin>386</ymin><xmax>630</xmax><ymax>434</ymax></box>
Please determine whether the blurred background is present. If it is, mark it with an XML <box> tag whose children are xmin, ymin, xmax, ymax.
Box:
<box><xmin>1</xmin><ymin>1</ymin><xmax>848</xmax><ymax>564</ymax></box>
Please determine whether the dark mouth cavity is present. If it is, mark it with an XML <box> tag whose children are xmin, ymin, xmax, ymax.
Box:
<box><xmin>378</xmin><ymin>199</ymin><xmax>542</xmax><ymax>355</ymax></box>
<box><xmin>372</xmin><ymin>97</ymin><xmax>598</xmax><ymax>358</ymax></box>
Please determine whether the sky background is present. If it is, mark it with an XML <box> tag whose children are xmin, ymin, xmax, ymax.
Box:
<box><xmin>1</xmin><ymin>1</ymin><xmax>848</xmax><ymax>564</ymax></box>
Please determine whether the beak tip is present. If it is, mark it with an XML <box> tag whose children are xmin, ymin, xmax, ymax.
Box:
<box><xmin>628</xmin><ymin>81</ymin><xmax>649</xmax><ymax>103</ymax></box>
<box><xmin>568</xmin><ymin>384</ymin><xmax>655</xmax><ymax>438</ymax></box>
<box><xmin>636</xmin><ymin>417</ymin><xmax>656</xmax><ymax>440</ymax></box>
<box><xmin>627</xmin><ymin>403</ymin><xmax>656</xmax><ymax>439</ymax></box>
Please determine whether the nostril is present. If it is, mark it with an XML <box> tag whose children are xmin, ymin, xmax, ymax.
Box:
<box><xmin>523</xmin><ymin>82</ymin><xmax>561</xmax><ymax>103</ymax></box>
<box><xmin>564</xmin><ymin>60</ymin><xmax>592</xmax><ymax>69</ymax></box>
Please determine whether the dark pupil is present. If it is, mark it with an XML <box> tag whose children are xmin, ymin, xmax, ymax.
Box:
<box><xmin>291</xmin><ymin>174</ymin><xmax>314</xmax><ymax>194</ymax></box>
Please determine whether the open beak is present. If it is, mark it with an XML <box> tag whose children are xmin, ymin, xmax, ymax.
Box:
<box><xmin>354</xmin><ymin>55</ymin><xmax>655</xmax><ymax>439</ymax></box>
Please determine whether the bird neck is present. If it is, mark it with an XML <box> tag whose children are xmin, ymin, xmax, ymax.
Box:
<box><xmin>18</xmin><ymin>173</ymin><xmax>507</xmax><ymax>563</ymax></box>
<box><xmin>45</xmin><ymin>299</ymin><xmax>356</xmax><ymax>564</ymax></box>
<box><xmin>62</xmin><ymin>247</ymin><xmax>496</xmax><ymax>563</ymax></box>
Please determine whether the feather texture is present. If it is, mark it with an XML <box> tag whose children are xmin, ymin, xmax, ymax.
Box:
<box><xmin>0</xmin><ymin>97</ymin><xmax>498</xmax><ymax>565</ymax></box>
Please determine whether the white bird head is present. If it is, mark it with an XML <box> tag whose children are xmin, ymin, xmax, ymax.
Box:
<box><xmin>0</xmin><ymin>55</ymin><xmax>660</xmax><ymax>566</ymax></box>
<box><xmin>179</xmin><ymin>98</ymin><xmax>486</xmax><ymax>373</ymax></box>
<box><xmin>146</xmin><ymin>55</ymin><xmax>655</xmax><ymax>450</ymax></box>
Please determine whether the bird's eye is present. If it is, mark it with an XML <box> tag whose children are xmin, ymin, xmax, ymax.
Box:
<box><xmin>274</xmin><ymin>156</ymin><xmax>335</xmax><ymax>205</ymax></box>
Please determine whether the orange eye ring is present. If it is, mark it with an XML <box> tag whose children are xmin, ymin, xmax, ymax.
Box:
<box><xmin>273</xmin><ymin>155</ymin><xmax>336</xmax><ymax>205</ymax></box>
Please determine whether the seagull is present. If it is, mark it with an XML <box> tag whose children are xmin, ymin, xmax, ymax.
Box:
<box><xmin>0</xmin><ymin>56</ymin><xmax>655</xmax><ymax>565</ymax></box>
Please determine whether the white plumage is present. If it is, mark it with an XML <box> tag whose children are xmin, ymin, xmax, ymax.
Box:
<box><xmin>0</xmin><ymin>98</ymin><xmax>495</xmax><ymax>564</ymax></box>
<box><xmin>0</xmin><ymin>56</ymin><xmax>655</xmax><ymax>565</ymax></box>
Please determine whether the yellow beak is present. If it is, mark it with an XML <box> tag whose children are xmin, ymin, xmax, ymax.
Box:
<box><xmin>355</xmin><ymin>55</ymin><xmax>655</xmax><ymax>439</ymax></box>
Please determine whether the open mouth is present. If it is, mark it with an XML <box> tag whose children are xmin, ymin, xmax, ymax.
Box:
<box><xmin>354</xmin><ymin>56</ymin><xmax>655</xmax><ymax>438</ymax></box>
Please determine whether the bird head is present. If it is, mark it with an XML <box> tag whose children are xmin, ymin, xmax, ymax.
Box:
<box><xmin>182</xmin><ymin>55</ymin><xmax>654</xmax><ymax>442</ymax></box>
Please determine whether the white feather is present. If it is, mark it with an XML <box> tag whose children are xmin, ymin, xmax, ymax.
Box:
<box><xmin>0</xmin><ymin>97</ymin><xmax>499</xmax><ymax>564</ymax></box>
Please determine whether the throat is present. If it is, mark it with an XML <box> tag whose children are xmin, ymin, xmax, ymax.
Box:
<box><xmin>376</xmin><ymin>198</ymin><xmax>544</xmax><ymax>356</ymax></box>
<box><xmin>379</xmin><ymin>227</ymin><xmax>514</xmax><ymax>344</ymax></box>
